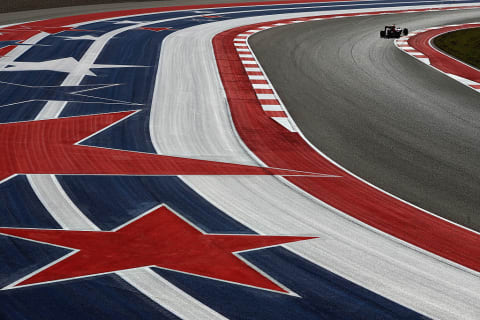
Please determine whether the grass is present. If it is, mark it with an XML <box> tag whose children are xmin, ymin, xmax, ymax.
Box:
<box><xmin>434</xmin><ymin>28</ymin><xmax>480</xmax><ymax>70</ymax></box>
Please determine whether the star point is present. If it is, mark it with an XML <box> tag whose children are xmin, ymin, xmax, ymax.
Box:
<box><xmin>0</xmin><ymin>205</ymin><xmax>317</xmax><ymax>292</ymax></box>
<box><xmin>0</xmin><ymin>110</ymin><xmax>336</xmax><ymax>182</ymax></box>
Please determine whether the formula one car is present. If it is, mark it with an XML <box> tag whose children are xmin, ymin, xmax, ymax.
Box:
<box><xmin>380</xmin><ymin>25</ymin><xmax>408</xmax><ymax>38</ymax></box>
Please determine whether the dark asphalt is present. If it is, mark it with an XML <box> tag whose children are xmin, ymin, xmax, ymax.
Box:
<box><xmin>250</xmin><ymin>9</ymin><xmax>480</xmax><ymax>231</ymax></box>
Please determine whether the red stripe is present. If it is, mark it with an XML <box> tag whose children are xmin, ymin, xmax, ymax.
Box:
<box><xmin>251</xmin><ymin>79</ymin><xmax>269</xmax><ymax>84</ymax></box>
<box><xmin>247</xmin><ymin>71</ymin><xmax>264</xmax><ymax>76</ymax></box>
<box><xmin>255</xmin><ymin>89</ymin><xmax>274</xmax><ymax>94</ymax></box>
<box><xmin>408</xmin><ymin>23</ymin><xmax>480</xmax><ymax>83</ymax></box>
<box><xmin>265</xmin><ymin>111</ymin><xmax>287</xmax><ymax>117</ymax></box>
<box><xmin>258</xmin><ymin>99</ymin><xmax>280</xmax><ymax>105</ymax></box>
<box><xmin>213</xmin><ymin>12</ymin><xmax>480</xmax><ymax>272</ymax></box>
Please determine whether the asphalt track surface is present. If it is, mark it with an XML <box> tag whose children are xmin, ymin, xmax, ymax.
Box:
<box><xmin>249</xmin><ymin>9</ymin><xmax>480</xmax><ymax>231</ymax></box>
<box><xmin>0</xmin><ymin>1</ymin><xmax>480</xmax><ymax>319</ymax></box>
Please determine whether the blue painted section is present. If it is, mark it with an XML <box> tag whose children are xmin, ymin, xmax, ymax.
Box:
<box><xmin>79</xmin><ymin>110</ymin><xmax>157</xmax><ymax>153</ymax></box>
<box><xmin>0</xmin><ymin>102</ymin><xmax>45</xmax><ymax>122</ymax></box>
<box><xmin>154</xmin><ymin>247</ymin><xmax>427</xmax><ymax>320</ymax></box>
<box><xmin>0</xmin><ymin>176</ymin><xmax>60</xmax><ymax>228</ymax></box>
<box><xmin>0</xmin><ymin>236</ymin><xmax>69</xmax><ymax>289</ymax></box>
<box><xmin>57</xmin><ymin>175</ymin><xmax>253</xmax><ymax>234</ymax></box>
<box><xmin>0</xmin><ymin>273</ymin><xmax>180</xmax><ymax>320</ymax></box>
<box><xmin>0</xmin><ymin>82</ymin><xmax>135</xmax><ymax>109</ymax></box>
<box><xmin>18</xmin><ymin>37</ymin><xmax>91</xmax><ymax>62</ymax></box>
<box><xmin>0</xmin><ymin>41</ymin><xmax>24</xmax><ymax>49</ymax></box>
<box><xmin>0</xmin><ymin>71</ymin><xmax>66</xmax><ymax>87</ymax></box>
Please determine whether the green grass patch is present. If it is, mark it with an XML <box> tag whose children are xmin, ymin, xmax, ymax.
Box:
<box><xmin>434</xmin><ymin>28</ymin><xmax>480</xmax><ymax>69</ymax></box>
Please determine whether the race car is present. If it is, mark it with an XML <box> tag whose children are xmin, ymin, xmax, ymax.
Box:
<box><xmin>380</xmin><ymin>25</ymin><xmax>408</xmax><ymax>38</ymax></box>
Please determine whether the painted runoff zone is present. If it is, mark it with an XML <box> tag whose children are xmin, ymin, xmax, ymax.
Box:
<box><xmin>0</xmin><ymin>0</ymin><xmax>479</xmax><ymax>319</ymax></box>
<box><xmin>395</xmin><ymin>22</ymin><xmax>480</xmax><ymax>92</ymax></box>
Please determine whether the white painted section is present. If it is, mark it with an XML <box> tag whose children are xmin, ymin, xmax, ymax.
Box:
<box><xmin>248</xmin><ymin>75</ymin><xmax>266</xmax><ymax>79</ymax></box>
<box><xmin>256</xmin><ymin>93</ymin><xmax>276</xmax><ymax>99</ymax></box>
<box><xmin>272</xmin><ymin>116</ymin><xmax>296</xmax><ymax>131</ymax></box>
<box><xmin>252</xmin><ymin>83</ymin><xmax>270</xmax><ymax>89</ymax></box>
<box><xmin>416</xmin><ymin>57</ymin><xmax>431</xmax><ymax>64</ymax></box>
<box><xmin>27</xmin><ymin>175</ymin><xmax>100</xmax><ymax>231</ymax></box>
<box><xmin>118</xmin><ymin>268</ymin><xmax>228</xmax><ymax>320</ymax></box>
<box><xmin>262</xmin><ymin>104</ymin><xmax>284</xmax><ymax>111</ymax></box>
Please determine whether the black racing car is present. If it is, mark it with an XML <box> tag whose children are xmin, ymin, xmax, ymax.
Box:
<box><xmin>380</xmin><ymin>25</ymin><xmax>408</xmax><ymax>38</ymax></box>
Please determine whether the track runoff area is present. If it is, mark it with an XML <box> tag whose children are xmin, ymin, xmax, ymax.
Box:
<box><xmin>0</xmin><ymin>0</ymin><xmax>479</xmax><ymax>319</ymax></box>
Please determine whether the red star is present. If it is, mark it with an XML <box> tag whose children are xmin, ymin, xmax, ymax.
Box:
<box><xmin>0</xmin><ymin>110</ymin><xmax>330</xmax><ymax>183</ymax></box>
<box><xmin>0</xmin><ymin>206</ymin><xmax>316</xmax><ymax>292</ymax></box>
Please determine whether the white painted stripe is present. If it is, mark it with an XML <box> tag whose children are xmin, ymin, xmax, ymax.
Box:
<box><xmin>233</xmin><ymin>38</ymin><xmax>246</xmax><ymax>42</ymax></box>
<box><xmin>272</xmin><ymin>117</ymin><xmax>295</xmax><ymax>131</ymax></box>
<box><xmin>242</xmin><ymin>60</ymin><xmax>258</xmax><ymax>65</ymax></box>
<box><xmin>239</xmin><ymin>54</ymin><xmax>254</xmax><ymax>58</ymax></box>
<box><xmin>236</xmin><ymin>48</ymin><xmax>250</xmax><ymax>52</ymax></box>
<box><xmin>27</xmin><ymin>175</ymin><xmax>100</xmax><ymax>231</ymax></box>
<box><xmin>446</xmin><ymin>73</ymin><xmax>478</xmax><ymax>85</ymax></box>
<box><xmin>245</xmin><ymin>67</ymin><xmax>262</xmax><ymax>72</ymax></box>
<box><xmin>256</xmin><ymin>93</ymin><xmax>276</xmax><ymax>99</ymax></box>
<box><xmin>118</xmin><ymin>268</ymin><xmax>228</xmax><ymax>320</ymax></box>
<box><xmin>248</xmin><ymin>75</ymin><xmax>266</xmax><ymax>80</ymax></box>
<box><xmin>262</xmin><ymin>105</ymin><xmax>284</xmax><ymax>111</ymax></box>
<box><xmin>252</xmin><ymin>83</ymin><xmax>271</xmax><ymax>89</ymax></box>
<box><xmin>234</xmin><ymin>43</ymin><xmax>248</xmax><ymax>47</ymax></box>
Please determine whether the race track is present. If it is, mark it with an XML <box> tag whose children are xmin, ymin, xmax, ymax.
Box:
<box><xmin>0</xmin><ymin>1</ymin><xmax>479</xmax><ymax>319</ymax></box>
<box><xmin>250</xmin><ymin>8</ymin><xmax>480</xmax><ymax>230</ymax></box>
